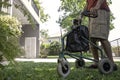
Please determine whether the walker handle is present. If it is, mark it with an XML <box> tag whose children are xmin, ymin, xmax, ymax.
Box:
<box><xmin>81</xmin><ymin>10</ymin><xmax>98</xmax><ymax>18</ymax></box>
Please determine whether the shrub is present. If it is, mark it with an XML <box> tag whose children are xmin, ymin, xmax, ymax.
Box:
<box><xmin>48</xmin><ymin>41</ymin><xmax>61</xmax><ymax>55</ymax></box>
<box><xmin>0</xmin><ymin>15</ymin><xmax>24</xmax><ymax>62</ymax></box>
<box><xmin>40</xmin><ymin>41</ymin><xmax>61</xmax><ymax>57</ymax></box>
<box><xmin>40</xmin><ymin>43</ymin><xmax>49</xmax><ymax>58</ymax></box>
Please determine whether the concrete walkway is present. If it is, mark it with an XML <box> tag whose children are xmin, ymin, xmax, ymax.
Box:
<box><xmin>15</xmin><ymin>57</ymin><xmax>120</xmax><ymax>63</ymax></box>
<box><xmin>1</xmin><ymin>57</ymin><xmax>119</xmax><ymax>66</ymax></box>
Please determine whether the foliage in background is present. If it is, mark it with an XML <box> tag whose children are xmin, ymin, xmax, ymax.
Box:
<box><xmin>40</xmin><ymin>29</ymin><xmax>49</xmax><ymax>44</ymax></box>
<box><xmin>0</xmin><ymin>15</ymin><xmax>24</xmax><ymax>61</ymax></box>
<box><xmin>48</xmin><ymin>41</ymin><xmax>61</xmax><ymax>55</ymax></box>
<box><xmin>40</xmin><ymin>43</ymin><xmax>49</xmax><ymax>58</ymax></box>
<box><xmin>40</xmin><ymin>29</ymin><xmax>49</xmax><ymax>38</ymax></box>
<box><xmin>40</xmin><ymin>41</ymin><xmax>61</xmax><ymax>57</ymax></box>
<box><xmin>57</xmin><ymin>0</ymin><xmax>86</xmax><ymax>31</ymax></box>
<box><xmin>40</xmin><ymin>29</ymin><xmax>61</xmax><ymax>57</ymax></box>
<box><xmin>0</xmin><ymin>0</ymin><xmax>11</xmax><ymax>15</ymax></box>
<box><xmin>39</xmin><ymin>29</ymin><xmax>49</xmax><ymax>58</ymax></box>
<box><xmin>58</xmin><ymin>0</ymin><xmax>114</xmax><ymax>31</ymax></box>
<box><xmin>14</xmin><ymin>3</ymin><xmax>36</xmax><ymax>27</ymax></box>
<box><xmin>34</xmin><ymin>0</ymin><xmax>49</xmax><ymax>22</ymax></box>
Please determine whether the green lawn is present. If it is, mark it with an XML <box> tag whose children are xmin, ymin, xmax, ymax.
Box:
<box><xmin>47</xmin><ymin>53</ymin><xmax>92</xmax><ymax>59</ymax></box>
<box><xmin>47</xmin><ymin>55</ymin><xmax>70</xmax><ymax>59</ymax></box>
<box><xmin>0</xmin><ymin>62</ymin><xmax>120</xmax><ymax>80</ymax></box>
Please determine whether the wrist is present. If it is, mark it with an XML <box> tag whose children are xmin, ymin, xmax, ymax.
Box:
<box><xmin>95</xmin><ymin>5</ymin><xmax>100</xmax><ymax>9</ymax></box>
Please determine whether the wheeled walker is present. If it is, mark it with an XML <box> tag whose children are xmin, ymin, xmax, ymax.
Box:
<box><xmin>57</xmin><ymin>11</ymin><xmax>114</xmax><ymax>78</ymax></box>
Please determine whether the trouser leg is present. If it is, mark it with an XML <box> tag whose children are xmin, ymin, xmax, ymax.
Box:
<box><xmin>100</xmin><ymin>39</ymin><xmax>114</xmax><ymax>63</ymax></box>
<box><xmin>90</xmin><ymin>38</ymin><xmax>99</xmax><ymax>62</ymax></box>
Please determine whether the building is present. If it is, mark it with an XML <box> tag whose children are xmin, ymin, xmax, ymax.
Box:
<box><xmin>44</xmin><ymin>33</ymin><xmax>61</xmax><ymax>44</ymax></box>
<box><xmin>1</xmin><ymin>0</ymin><xmax>40</xmax><ymax>58</ymax></box>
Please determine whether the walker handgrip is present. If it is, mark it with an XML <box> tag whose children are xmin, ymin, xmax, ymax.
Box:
<box><xmin>82</xmin><ymin>11</ymin><xmax>98</xmax><ymax>18</ymax></box>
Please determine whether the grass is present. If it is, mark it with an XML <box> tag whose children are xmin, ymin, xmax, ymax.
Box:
<box><xmin>47</xmin><ymin>55</ymin><xmax>71</xmax><ymax>59</ymax></box>
<box><xmin>47</xmin><ymin>55</ymin><xmax>59</xmax><ymax>58</ymax></box>
<box><xmin>0</xmin><ymin>62</ymin><xmax>120</xmax><ymax>80</ymax></box>
<box><xmin>47</xmin><ymin>52</ymin><xmax>93</xmax><ymax>59</ymax></box>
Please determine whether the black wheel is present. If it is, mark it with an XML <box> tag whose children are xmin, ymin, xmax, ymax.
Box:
<box><xmin>98</xmin><ymin>58</ymin><xmax>113</xmax><ymax>74</ymax></box>
<box><xmin>75</xmin><ymin>58</ymin><xmax>85</xmax><ymax>68</ymax></box>
<box><xmin>57</xmin><ymin>58</ymin><xmax>70</xmax><ymax>78</ymax></box>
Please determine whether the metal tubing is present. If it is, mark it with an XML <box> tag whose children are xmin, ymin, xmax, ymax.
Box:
<box><xmin>81</xmin><ymin>36</ymin><xmax>104</xmax><ymax>58</ymax></box>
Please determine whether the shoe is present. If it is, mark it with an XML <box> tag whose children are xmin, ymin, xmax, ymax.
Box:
<box><xmin>87</xmin><ymin>64</ymin><xmax>98</xmax><ymax>69</ymax></box>
<box><xmin>113</xmin><ymin>64</ymin><xmax>118</xmax><ymax>71</ymax></box>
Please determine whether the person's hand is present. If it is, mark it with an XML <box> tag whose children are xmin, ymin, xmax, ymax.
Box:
<box><xmin>90</xmin><ymin>7</ymin><xmax>98</xmax><ymax>14</ymax></box>
<box><xmin>90</xmin><ymin>6</ymin><xmax>99</xmax><ymax>17</ymax></box>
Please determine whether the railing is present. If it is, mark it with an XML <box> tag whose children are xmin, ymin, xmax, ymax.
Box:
<box><xmin>110</xmin><ymin>38</ymin><xmax>120</xmax><ymax>57</ymax></box>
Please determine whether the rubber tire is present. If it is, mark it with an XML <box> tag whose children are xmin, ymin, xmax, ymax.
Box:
<box><xmin>75</xmin><ymin>59</ymin><xmax>85</xmax><ymax>68</ymax></box>
<box><xmin>98</xmin><ymin>58</ymin><xmax>113</xmax><ymax>74</ymax></box>
<box><xmin>57</xmin><ymin>61</ymin><xmax>70</xmax><ymax>78</ymax></box>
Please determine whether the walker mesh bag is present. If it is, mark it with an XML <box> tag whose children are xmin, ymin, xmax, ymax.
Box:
<box><xmin>66</xmin><ymin>25</ymin><xmax>89</xmax><ymax>52</ymax></box>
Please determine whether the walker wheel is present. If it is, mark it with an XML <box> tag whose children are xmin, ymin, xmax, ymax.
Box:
<box><xmin>75</xmin><ymin>58</ymin><xmax>85</xmax><ymax>68</ymax></box>
<box><xmin>57</xmin><ymin>58</ymin><xmax>70</xmax><ymax>78</ymax></box>
<box><xmin>98</xmin><ymin>58</ymin><xmax>113</xmax><ymax>74</ymax></box>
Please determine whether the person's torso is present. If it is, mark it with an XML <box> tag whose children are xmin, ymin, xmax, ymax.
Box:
<box><xmin>86</xmin><ymin>0</ymin><xmax>110</xmax><ymax>11</ymax></box>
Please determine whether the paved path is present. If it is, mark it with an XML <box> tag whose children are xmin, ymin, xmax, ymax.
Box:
<box><xmin>15</xmin><ymin>57</ymin><xmax>120</xmax><ymax>63</ymax></box>
<box><xmin>1</xmin><ymin>57</ymin><xmax>120</xmax><ymax>66</ymax></box>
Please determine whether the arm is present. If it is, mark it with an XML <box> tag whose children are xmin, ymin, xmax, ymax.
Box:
<box><xmin>95</xmin><ymin>0</ymin><xmax>105</xmax><ymax>9</ymax></box>
<box><xmin>90</xmin><ymin>0</ymin><xmax>105</xmax><ymax>13</ymax></box>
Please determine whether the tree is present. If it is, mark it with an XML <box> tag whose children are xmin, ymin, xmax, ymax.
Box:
<box><xmin>0</xmin><ymin>0</ymin><xmax>11</xmax><ymax>14</ymax></box>
<box><xmin>34</xmin><ymin>0</ymin><xmax>49</xmax><ymax>22</ymax></box>
<box><xmin>40</xmin><ymin>29</ymin><xmax>49</xmax><ymax>44</ymax></box>
<box><xmin>39</xmin><ymin>29</ymin><xmax>49</xmax><ymax>58</ymax></box>
<box><xmin>58</xmin><ymin>0</ymin><xmax>114</xmax><ymax>31</ymax></box>
<box><xmin>40</xmin><ymin>29</ymin><xmax>49</xmax><ymax>39</ymax></box>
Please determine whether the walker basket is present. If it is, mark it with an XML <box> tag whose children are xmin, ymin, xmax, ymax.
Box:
<box><xmin>66</xmin><ymin>25</ymin><xmax>89</xmax><ymax>52</ymax></box>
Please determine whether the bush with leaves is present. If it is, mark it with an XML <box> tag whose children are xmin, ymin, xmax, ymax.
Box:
<box><xmin>40</xmin><ymin>43</ymin><xmax>49</xmax><ymax>58</ymax></box>
<box><xmin>0</xmin><ymin>15</ymin><xmax>24</xmax><ymax>62</ymax></box>
<box><xmin>48</xmin><ymin>41</ymin><xmax>61</xmax><ymax>55</ymax></box>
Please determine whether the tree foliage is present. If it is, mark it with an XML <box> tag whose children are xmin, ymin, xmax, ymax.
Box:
<box><xmin>48</xmin><ymin>41</ymin><xmax>61</xmax><ymax>55</ymax></box>
<box><xmin>40</xmin><ymin>29</ymin><xmax>49</xmax><ymax>45</ymax></box>
<box><xmin>0</xmin><ymin>0</ymin><xmax>11</xmax><ymax>15</ymax></box>
<box><xmin>33</xmin><ymin>0</ymin><xmax>49</xmax><ymax>22</ymax></box>
<box><xmin>40</xmin><ymin>29</ymin><xmax>49</xmax><ymax>38</ymax></box>
<box><xmin>58</xmin><ymin>0</ymin><xmax>114</xmax><ymax>31</ymax></box>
